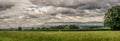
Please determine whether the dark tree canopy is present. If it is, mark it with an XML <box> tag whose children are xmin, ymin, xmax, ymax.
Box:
<box><xmin>18</xmin><ymin>26</ymin><xmax>22</xmax><ymax>31</ymax></box>
<box><xmin>50</xmin><ymin>25</ymin><xmax>79</xmax><ymax>29</ymax></box>
<box><xmin>104</xmin><ymin>6</ymin><xmax>120</xmax><ymax>30</ymax></box>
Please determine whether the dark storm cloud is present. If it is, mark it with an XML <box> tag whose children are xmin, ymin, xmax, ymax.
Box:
<box><xmin>0</xmin><ymin>0</ymin><xmax>14</xmax><ymax>11</ymax></box>
<box><xmin>31</xmin><ymin>0</ymin><xmax>119</xmax><ymax>9</ymax></box>
<box><xmin>0</xmin><ymin>5</ymin><xmax>14</xmax><ymax>11</ymax></box>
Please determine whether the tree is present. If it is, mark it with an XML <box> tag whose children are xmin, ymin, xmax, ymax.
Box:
<box><xmin>18</xmin><ymin>26</ymin><xmax>22</xmax><ymax>31</ymax></box>
<box><xmin>104</xmin><ymin>6</ymin><xmax>120</xmax><ymax>30</ymax></box>
<box><xmin>36</xmin><ymin>27</ymin><xmax>42</xmax><ymax>30</ymax></box>
<box><xmin>30</xmin><ymin>27</ymin><xmax>34</xmax><ymax>30</ymax></box>
<box><xmin>64</xmin><ymin>25</ymin><xmax>70</xmax><ymax>29</ymax></box>
<box><xmin>69</xmin><ymin>25</ymin><xmax>79</xmax><ymax>29</ymax></box>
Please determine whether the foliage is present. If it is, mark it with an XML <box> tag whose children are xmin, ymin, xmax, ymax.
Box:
<box><xmin>18</xmin><ymin>26</ymin><xmax>22</xmax><ymax>31</ymax></box>
<box><xmin>0</xmin><ymin>25</ymin><xmax>104</xmax><ymax>31</ymax></box>
<box><xmin>69</xmin><ymin>25</ymin><xmax>79</xmax><ymax>29</ymax></box>
<box><xmin>104</xmin><ymin>6</ymin><xmax>120</xmax><ymax>30</ymax></box>
<box><xmin>50</xmin><ymin>25</ymin><xmax>79</xmax><ymax>29</ymax></box>
<box><xmin>64</xmin><ymin>25</ymin><xmax>70</xmax><ymax>29</ymax></box>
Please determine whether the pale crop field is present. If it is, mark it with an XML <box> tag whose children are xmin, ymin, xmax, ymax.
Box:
<box><xmin>0</xmin><ymin>31</ymin><xmax>120</xmax><ymax>41</ymax></box>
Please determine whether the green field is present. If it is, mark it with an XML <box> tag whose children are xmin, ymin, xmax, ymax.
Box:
<box><xmin>0</xmin><ymin>31</ymin><xmax>120</xmax><ymax>41</ymax></box>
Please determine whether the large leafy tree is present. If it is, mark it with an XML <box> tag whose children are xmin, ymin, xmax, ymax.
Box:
<box><xmin>104</xmin><ymin>6</ymin><xmax>120</xmax><ymax>30</ymax></box>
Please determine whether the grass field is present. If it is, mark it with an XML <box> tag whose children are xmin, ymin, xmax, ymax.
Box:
<box><xmin>0</xmin><ymin>31</ymin><xmax>120</xmax><ymax>41</ymax></box>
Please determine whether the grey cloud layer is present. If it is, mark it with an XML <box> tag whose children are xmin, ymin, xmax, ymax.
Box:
<box><xmin>0</xmin><ymin>0</ymin><xmax>119</xmax><ymax>27</ymax></box>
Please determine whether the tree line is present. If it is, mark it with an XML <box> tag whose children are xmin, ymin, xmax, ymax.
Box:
<box><xmin>0</xmin><ymin>25</ymin><xmax>80</xmax><ymax>31</ymax></box>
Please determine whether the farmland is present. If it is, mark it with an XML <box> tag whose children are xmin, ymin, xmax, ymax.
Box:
<box><xmin>0</xmin><ymin>31</ymin><xmax>120</xmax><ymax>41</ymax></box>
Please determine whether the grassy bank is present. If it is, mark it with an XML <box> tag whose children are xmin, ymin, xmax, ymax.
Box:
<box><xmin>0</xmin><ymin>31</ymin><xmax>120</xmax><ymax>41</ymax></box>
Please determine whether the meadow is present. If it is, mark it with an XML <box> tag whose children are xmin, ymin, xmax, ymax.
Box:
<box><xmin>0</xmin><ymin>31</ymin><xmax>120</xmax><ymax>41</ymax></box>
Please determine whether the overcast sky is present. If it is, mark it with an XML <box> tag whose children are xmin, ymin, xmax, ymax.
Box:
<box><xmin>0</xmin><ymin>0</ymin><xmax>119</xmax><ymax>27</ymax></box>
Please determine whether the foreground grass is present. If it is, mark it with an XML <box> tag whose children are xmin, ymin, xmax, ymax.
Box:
<box><xmin>0</xmin><ymin>31</ymin><xmax>120</xmax><ymax>41</ymax></box>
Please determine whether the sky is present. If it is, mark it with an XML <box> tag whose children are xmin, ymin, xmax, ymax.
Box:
<box><xmin>0</xmin><ymin>0</ymin><xmax>119</xmax><ymax>27</ymax></box>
